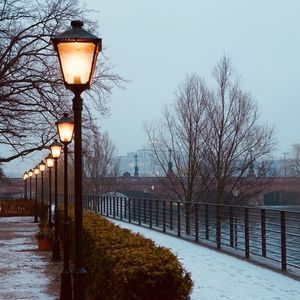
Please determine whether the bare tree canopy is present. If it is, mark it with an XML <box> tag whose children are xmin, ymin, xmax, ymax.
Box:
<box><xmin>146</xmin><ymin>56</ymin><xmax>276</xmax><ymax>203</ymax></box>
<box><xmin>83</xmin><ymin>121</ymin><xmax>119</xmax><ymax>194</ymax></box>
<box><xmin>0</xmin><ymin>0</ymin><xmax>122</xmax><ymax>163</ymax></box>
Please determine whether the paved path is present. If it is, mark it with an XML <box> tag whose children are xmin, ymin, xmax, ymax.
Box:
<box><xmin>0</xmin><ymin>216</ymin><xmax>62</xmax><ymax>300</ymax></box>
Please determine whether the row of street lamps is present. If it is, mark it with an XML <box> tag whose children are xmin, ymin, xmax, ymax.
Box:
<box><xmin>23</xmin><ymin>114</ymin><xmax>74</xmax><ymax>298</ymax></box>
<box><xmin>22</xmin><ymin>20</ymin><xmax>101</xmax><ymax>300</ymax></box>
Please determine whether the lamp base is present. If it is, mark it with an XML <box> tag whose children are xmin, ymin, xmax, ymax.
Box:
<box><xmin>73</xmin><ymin>268</ymin><xmax>87</xmax><ymax>300</ymax></box>
<box><xmin>61</xmin><ymin>270</ymin><xmax>73</xmax><ymax>300</ymax></box>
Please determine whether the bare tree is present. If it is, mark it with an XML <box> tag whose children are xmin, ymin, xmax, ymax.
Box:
<box><xmin>287</xmin><ymin>145</ymin><xmax>300</xmax><ymax>176</ymax></box>
<box><xmin>146</xmin><ymin>56</ymin><xmax>275</xmax><ymax>204</ymax></box>
<box><xmin>145</xmin><ymin>74</ymin><xmax>208</xmax><ymax>202</ymax></box>
<box><xmin>199</xmin><ymin>56</ymin><xmax>275</xmax><ymax>203</ymax></box>
<box><xmin>82</xmin><ymin>122</ymin><xmax>119</xmax><ymax>194</ymax></box>
<box><xmin>0</xmin><ymin>0</ymin><xmax>122</xmax><ymax>163</ymax></box>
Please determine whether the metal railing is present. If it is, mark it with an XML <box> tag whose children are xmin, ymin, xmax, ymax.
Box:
<box><xmin>78</xmin><ymin>195</ymin><xmax>300</xmax><ymax>277</ymax></box>
<box><xmin>0</xmin><ymin>199</ymin><xmax>34</xmax><ymax>217</ymax></box>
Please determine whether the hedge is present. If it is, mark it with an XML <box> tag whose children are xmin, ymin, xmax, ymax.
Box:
<box><xmin>63</xmin><ymin>209</ymin><xmax>193</xmax><ymax>299</ymax></box>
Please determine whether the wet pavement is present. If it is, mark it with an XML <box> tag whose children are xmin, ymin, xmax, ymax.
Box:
<box><xmin>0</xmin><ymin>216</ymin><xmax>62</xmax><ymax>299</ymax></box>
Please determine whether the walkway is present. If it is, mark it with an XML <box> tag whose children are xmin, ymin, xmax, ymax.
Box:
<box><xmin>111</xmin><ymin>219</ymin><xmax>300</xmax><ymax>300</ymax></box>
<box><xmin>0</xmin><ymin>216</ymin><xmax>62</xmax><ymax>299</ymax></box>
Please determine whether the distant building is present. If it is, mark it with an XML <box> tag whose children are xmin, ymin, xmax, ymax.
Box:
<box><xmin>118</xmin><ymin>148</ymin><xmax>166</xmax><ymax>176</ymax></box>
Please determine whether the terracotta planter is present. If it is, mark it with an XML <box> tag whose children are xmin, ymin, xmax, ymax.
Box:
<box><xmin>37</xmin><ymin>237</ymin><xmax>53</xmax><ymax>251</ymax></box>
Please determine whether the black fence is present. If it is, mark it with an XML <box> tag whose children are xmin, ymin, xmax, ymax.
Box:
<box><xmin>74</xmin><ymin>195</ymin><xmax>300</xmax><ymax>277</ymax></box>
<box><xmin>0</xmin><ymin>199</ymin><xmax>34</xmax><ymax>217</ymax></box>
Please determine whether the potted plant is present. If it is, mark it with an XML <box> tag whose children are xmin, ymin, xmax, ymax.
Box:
<box><xmin>35</xmin><ymin>227</ymin><xmax>54</xmax><ymax>251</ymax></box>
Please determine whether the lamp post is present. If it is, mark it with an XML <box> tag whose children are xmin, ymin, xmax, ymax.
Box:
<box><xmin>33</xmin><ymin>166</ymin><xmax>40</xmax><ymax>223</ymax></box>
<box><xmin>56</xmin><ymin>113</ymin><xmax>74</xmax><ymax>300</ymax></box>
<box><xmin>23</xmin><ymin>172</ymin><xmax>28</xmax><ymax>200</ymax></box>
<box><xmin>50</xmin><ymin>139</ymin><xmax>62</xmax><ymax>261</ymax></box>
<box><xmin>28</xmin><ymin>169</ymin><xmax>33</xmax><ymax>201</ymax></box>
<box><xmin>39</xmin><ymin>161</ymin><xmax>46</xmax><ymax>220</ymax></box>
<box><xmin>51</xmin><ymin>20</ymin><xmax>101</xmax><ymax>300</ymax></box>
<box><xmin>46</xmin><ymin>154</ymin><xmax>55</xmax><ymax>228</ymax></box>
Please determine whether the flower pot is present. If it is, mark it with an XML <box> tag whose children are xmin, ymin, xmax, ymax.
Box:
<box><xmin>37</xmin><ymin>237</ymin><xmax>53</xmax><ymax>251</ymax></box>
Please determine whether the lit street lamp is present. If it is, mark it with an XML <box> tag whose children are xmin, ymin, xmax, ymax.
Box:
<box><xmin>28</xmin><ymin>169</ymin><xmax>33</xmax><ymax>201</ymax></box>
<box><xmin>23</xmin><ymin>172</ymin><xmax>28</xmax><ymax>200</ymax></box>
<box><xmin>39</xmin><ymin>161</ymin><xmax>46</xmax><ymax>220</ymax></box>
<box><xmin>33</xmin><ymin>166</ymin><xmax>40</xmax><ymax>223</ymax></box>
<box><xmin>51</xmin><ymin>20</ymin><xmax>101</xmax><ymax>300</ymax></box>
<box><xmin>50</xmin><ymin>139</ymin><xmax>62</xmax><ymax>261</ymax></box>
<box><xmin>56</xmin><ymin>113</ymin><xmax>74</xmax><ymax>300</ymax></box>
<box><xmin>46</xmin><ymin>154</ymin><xmax>55</xmax><ymax>228</ymax></box>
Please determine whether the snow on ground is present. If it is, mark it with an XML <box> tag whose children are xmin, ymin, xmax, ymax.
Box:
<box><xmin>111</xmin><ymin>219</ymin><xmax>300</xmax><ymax>300</ymax></box>
<box><xmin>0</xmin><ymin>217</ymin><xmax>61</xmax><ymax>300</ymax></box>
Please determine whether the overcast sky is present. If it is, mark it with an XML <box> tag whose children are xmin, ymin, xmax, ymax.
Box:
<box><xmin>4</xmin><ymin>0</ymin><xmax>300</xmax><ymax>176</ymax></box>
<box><xmin>90</xmin><ymin>0</ymin><xmax>300</xmax><ymax>154</ymax></box>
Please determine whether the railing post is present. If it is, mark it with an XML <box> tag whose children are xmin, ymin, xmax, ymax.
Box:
<box><xmin>170</xmin><ymin>201</ymin><xmax>173</xmax><ymax>231</ymax></box>
<box><xmin>205</xmin><ymin>204</ymin><xmax>209</xmax><ymax>240</ymax></box>
<box><xmin>124</xmin><ymin>198</ymin><xmax>127</xmax><ymax>219</ymax></box>
<box><xmin>109</xmin><ymin>197</ymin><xmax>112</xmax><ymax>216</ymax></box>
<box><xmin>177</xmin><ymin>202</ymin><xmax>181</xmax><ymax>237</ymax></box>
<box><xmin>149</xmin><ymin>199</ymin><xmax>152</xmax><ymax>229</ymax></box>
<box><xmin>143</xmin><ymin>198</ymin><xmax>146</xmax><ymax>224</ymax></box>
<box><xmin>163</xmin><ymin>200</ymin><xmax>166</xmax><ymax>233</ymax></box>
<box><xmin>128</xmin><ymin>198</ymin><xmax>131</xmax><ymax>223</ymax></box>
<box><xmin>113</xmin><ymin>196</ymin><xmax>116</xmax><ymax>218</ymax></box>
<box><xmin>133</xmin><ymin>198</ymin><xmax>136</xmax><ymax>221</ymax></box>
<box><xmin>116</xmin><ymin>197</ymin><xmax>119</xmax><ymax>217</ymax></box>
<box><xmin>106</xmin><ymin>197</ymin><xmax>109</xmax><ymax>217</ymax></box>
<box><xmin>280</xmin><ymin>211</ymin><xmax>287</xmax><ymax>271</ymax></box>
<box><xmin>120</xmin><ymin>197</ymin><xmax>123</xmax><ymax>221</ymax></box>
<box><xmin>185</xmin><ymin>202</ymin><xmax>190</xmax><ymax>235</ymax></box>
<box><xmin>96</xmin><ymin>196</ymin><xmax>100</xmax><ymax>213</ymax></box>
<box><xmin>138</xmin><ymin>198</ymin><xmax>141</xmax><ymax>225</ymax></box>
<box><xmin>244</xmin><ymin>207</ymin><xmax>250</xmax><ymax>259</ymax></box>
<box><xmin>230</xmin><ymin>206</ymin><xmax>234</xmax><ymax>247</ymax></box>
<box><xmin>216</xmin><ymin>205</ymin><xmax>221</xmax><ymax>249</ymax></box>
<box><xmin>93</xmin><ymin>195</ymin><xmax>96</xmax><ymax>211</ymax></box>
<box><xmin>195</xmin><ymin>202</ymin><xmax>199</xmax><ymax>242</ymax></box>
<box><xmin>156</xmin><ymin>200</ymin><xmax>159</xmax><ymax>227</ymax></box>
<box><xmin>261</xmin><ymin>209</ymin><xmax>266</xmax><ymax>257</ymax></box>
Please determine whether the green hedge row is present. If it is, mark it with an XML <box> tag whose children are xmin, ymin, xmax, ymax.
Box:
<box><xmin>64</xmin><ymin>209</ymin><xmax>193</xmax><ymax>300</ymax></box>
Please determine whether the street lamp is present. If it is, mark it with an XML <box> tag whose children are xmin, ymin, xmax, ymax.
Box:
<box><xmin>46</xmin><ymin>154</ymin><xmax>55</xmax><ymax>228</ymax></box>
<box><xmin>50</xmin><ymin>139</ymin><xmax>62</xmax><ymax>261</ymax></box>
<box><xmin>51</xmin><ymin>20</ymin><xmax>101</xmax><ymax>300</ymax></box>
<box><xmin>56</xmin><ymin>113</ymin><xmax>74</xmax><ymax>300</ymax></box>
<box><xmin>23</xmin><ymin>172</ymin><xmax>28</xmax><ymax>200</ymax></box>
<box><xmin>33</xmin><ymin>166</ymin><xmax>40</xmax><ymax>223</ymax></box>
<box><xmin>39</xmin><ymin>161</ymin><xmax>46</xmax><ymax>220</ymax></box>
<box><xmin>28</xmin><ymin>169</ymin><xmax>33</xmax><ymax>202</ymax></box>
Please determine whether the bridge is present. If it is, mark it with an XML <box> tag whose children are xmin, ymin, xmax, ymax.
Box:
<box><xmin>2</xmin><ymin>176</ymin><xmax>300</xmax><ymax>205</ymax></box>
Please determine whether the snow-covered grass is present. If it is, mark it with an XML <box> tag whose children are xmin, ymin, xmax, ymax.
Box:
<box><xmin>110</xmin><ymin>219</ymin><xmax>300</xmax><ymax>300</ymax></box>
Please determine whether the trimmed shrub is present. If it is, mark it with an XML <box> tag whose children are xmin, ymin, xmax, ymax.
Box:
<box><xmin>64</xmin><ymin>209</ymin><xmax>193</xmax><ymax>299</ymax></box>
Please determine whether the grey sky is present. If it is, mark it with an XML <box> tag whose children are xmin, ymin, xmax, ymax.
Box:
<box><xmin>3</xmin><ymin>0</ymin><xmax>300</xmax><ymax>176</ymax></box>
<box><xmin>91</xmin><ymin>0</ymin><xmax>300</xmax><ymax>155</ymax></box>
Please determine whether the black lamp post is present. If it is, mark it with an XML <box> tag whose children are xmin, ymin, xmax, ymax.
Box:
<box><xmin>46</xmin><ymin>154</ymin><xmax>55</xmax><ymax>229</ymax></box>
<box><xmin>56</xmin><ymin>113</ymin><xmax>75</xmax><ymax>300</ymax></box>
<box><xmin>33</xmin><ymin>166</ymin><xmax>40</xmax><ymax>223</ymax></box>
<box><xmin>51</xmin><ymin>20</ymin><xmax>101</xmax><ymax>300</ymax></box>
<box><xmin>23</xmin><ymin>172</ymin><xmax>28</xmax><ymax>200</ymax></box>
<box><xmin>39</xmin><ymin>161</ymin><xmax>46</xmax><ymax>220</ymax></box>
<box><xmin>50</xmin><ymin>139</ymin><xmax>62</xmax><ymax>261</ymax></box>
<box><xmin>28</xmin><ymin>169</ymin><xmax>33</xmax><ymax>201</ymax></box>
